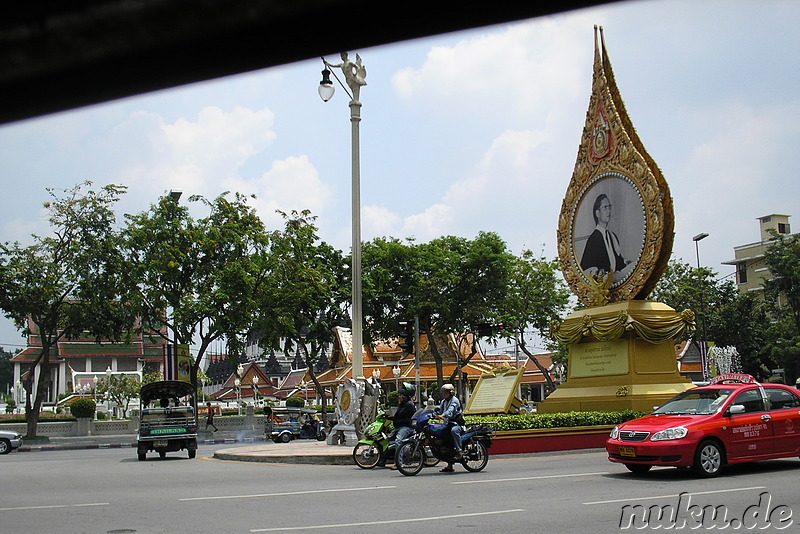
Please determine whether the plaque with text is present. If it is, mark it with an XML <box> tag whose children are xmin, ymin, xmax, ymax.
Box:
<box><xmin>570</xmin><ymin>339</ymin><xmax>628</xmax><ymax>378</ymax></box>
<box><xmin>465</xmin><ymin>366</ymin><xmax>524</xmax><ymax>415</ymax></box>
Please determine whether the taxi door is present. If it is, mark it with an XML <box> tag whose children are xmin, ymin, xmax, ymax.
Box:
<box><xmin>765</xmin><ymin>387</ymin><xmax>800</xmax><ymax>454</ymax></box>
<box><xmin>725</xmin><ymin>387</ymin><xmax>773</xmax><ymax>460</ymax></box>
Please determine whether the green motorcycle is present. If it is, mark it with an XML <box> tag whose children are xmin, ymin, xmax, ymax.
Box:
<box><xmin>353</xmin><ymin>411</ymin><xmax>393</xmax><ymax>468</ymax></box>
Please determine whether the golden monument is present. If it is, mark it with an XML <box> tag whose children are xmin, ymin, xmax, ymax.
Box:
<box><xmin>539</xmin><ymin>27</ymin><xmax>694</xmax><ymax>413</ymax></box>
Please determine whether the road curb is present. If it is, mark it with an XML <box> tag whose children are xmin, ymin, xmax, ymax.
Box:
<box><xmin>213</xmin><ymin>450</ymin><xmax>353</xmax><ymax>465</ymax></box>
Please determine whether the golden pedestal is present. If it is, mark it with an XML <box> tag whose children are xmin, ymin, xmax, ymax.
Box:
<box><xmin>538</xmin><ymin>301</ymin><xmax>694</xmax><ymax>413</ymax></box>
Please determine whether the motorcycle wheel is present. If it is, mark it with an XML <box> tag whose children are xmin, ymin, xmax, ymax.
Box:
<box><xmin>462</xmin><ymin>441</ymin><xmax>489</xmax><ymax>472</ymax></box>
<box><xmin>352</xmin><ymin>443</ymin><xmax>382</xmax><ymax>469</ymax></box>
<box><xmin>395</xmin><ymin>441</ymin><xmax>425</xmax><ymax>476</ymax></box>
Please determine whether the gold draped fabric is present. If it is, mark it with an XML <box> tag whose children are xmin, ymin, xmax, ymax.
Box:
<box><xmin>549</xmin><ymin>308</ymin><xmax>695</xmax><ymax>345</ymax></box>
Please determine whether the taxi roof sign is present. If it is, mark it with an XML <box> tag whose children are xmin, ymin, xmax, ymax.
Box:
<box><xmin>709</xmin><ymin>373</ymin><xmax>757</xmax><ymax>385</ymax></box>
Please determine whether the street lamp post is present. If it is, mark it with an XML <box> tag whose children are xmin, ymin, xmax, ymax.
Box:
<box><xmin>300</xmin><ymin>380</ymin><xmax>307</xmax><ymax>406</ymax></box>
<box><xmin>92</xmin><ymin>376</ymin><xmax>98</xmax><ymax>420</ymax></box>
<box><xmin>15</xmin><ymin>380</ymin><xmax>22</xmax><ymax>413</ymax></box>
<box><xmin>693</xmin><ymin>232</ymin><xmax>710</xmax><ymax>381</ymax></box>
<box><xmin>318</xmin><ymin>52</ymin><xmax>367</xmax><ymax>381</ymax></box>
<box><xmin>105</xmin><ymin>367</ymin><xmax>113</xmax><ymax>418</ymax></box>
<box><xmin>252</xmin><ymin>374</ymin><xmax>259</xmax><ymax>407</ymax></box>
<box><xmin>393</xmin><ymin>366</ymin><xmax>401</xmax><ymax>392</ymax></box>
<box><xmin>234</xmin><ymin>378</ymin><xmax>241</xmax><ymax>416</ymax></box>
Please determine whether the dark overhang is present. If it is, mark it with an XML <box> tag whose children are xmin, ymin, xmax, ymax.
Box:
<box><xmin>0</xmin><ymin>0</ymin><xmax>618</xmax><ymax>125</ymax></box>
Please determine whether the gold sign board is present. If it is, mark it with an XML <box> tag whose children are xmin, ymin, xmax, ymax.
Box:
<box><xmin>569</xmin><ymin>339</ymin><xmax>628</xmax><ymax>378</ymax></box>
<box><xmin>465</xmin><ymin>366</ymin><xmax>524</xmax><ymax>415</ymax></box>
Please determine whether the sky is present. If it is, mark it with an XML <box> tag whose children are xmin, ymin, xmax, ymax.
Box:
<box><xmin>1</xmin><ymin>0</ymin><xmax>798</xmax><ymax>352</ymax></box>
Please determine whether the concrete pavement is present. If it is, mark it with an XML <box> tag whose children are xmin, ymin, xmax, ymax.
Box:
<box><xmin>15</xmin><ymin>430</ymin><xmax>355</xmax><ymax>465</ymax></box>
<box><xmin>213</xmin><ymin>440</ymin><xmax>354</xmax><ymax>465</ymax></box>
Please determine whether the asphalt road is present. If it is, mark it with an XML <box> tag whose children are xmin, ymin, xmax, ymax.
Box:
<box><xmin>3</xmin><ymin>445</ymin><xmax>800</xmax><ymax>533</ymax></box>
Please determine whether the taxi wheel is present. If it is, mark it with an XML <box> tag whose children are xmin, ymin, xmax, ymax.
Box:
<box><xmin>624</xmin><ymin>463</ymin><xmax>652</xmax><ymax>474</ymax></box>
<box><xmin>692</xmin><ymin>440</ymin><xmax>724</xmax><ymax>477</ymax></box>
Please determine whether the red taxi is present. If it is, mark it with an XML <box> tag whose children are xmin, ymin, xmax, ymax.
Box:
<box><xmin>606</xmin><ymin>374</ymin><xmax>800</xmax><ymax>477</ymax></box>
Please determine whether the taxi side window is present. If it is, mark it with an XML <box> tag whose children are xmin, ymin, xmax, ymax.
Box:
<box><xmin>732</xmin><ymin>389</ymin><xmax>765</xmax><ymax>413</ymax></box>
<box><xmin>766</xmin><ymin>388</ymin><xmax>800</xmax><ymax>410</ymax></box>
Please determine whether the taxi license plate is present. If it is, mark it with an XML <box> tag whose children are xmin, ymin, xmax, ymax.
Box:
<box><xmin>619</xmin><ymin>446</ymin><xmax>636</xmax><ymax>457</ymax></box>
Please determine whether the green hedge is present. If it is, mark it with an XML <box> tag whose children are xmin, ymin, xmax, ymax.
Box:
<box><xmin>285</xmin><ymin>397</ymin><xmax>306</xmax><ymax>408</ymax></box>
<box><xmin>70</xmin><ymin>398</ymin><xmax>97</xmax><ymax>418</ymax></box>
<box><xmin>465</xmin><ymin>410</ymin><xmax>648</xmax><ymax>432</ymax></box>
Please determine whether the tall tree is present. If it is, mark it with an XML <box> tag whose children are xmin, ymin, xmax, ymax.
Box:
<box><xmin>500</xmin><ymin>251</ymin><xmax>571</xmax><ymax>391</ymax></box>
<box><xmin>0</xmin><ymin>182</ymin><xmax>132</xmax><ymax>437</ymax></box>
<box><xmin>0</xmin><ymin>346</ymin><xmax>16</xmax><ymax>392</ymax></box>
<box><xmin>650</xmin><ymin>259</ymin><xmax>771</xmax><ymax>378</ymax></box>
<box><xmin>255</xmin><ymin>210</ymin><xmax>349</xmax><ymax>423</ymax></box>
<box><xmin>123</xmin><ymin>191</ymin><xmax>274</xmax><ymax>391</ymax></box>
<box><xmin>761</xmin><ymin>232</ymin><xmax>800</xmax><ymax>382</ymax></box>
<box><xmin>361</xmin><ymin>232</ymin><xmax>515</xmax><ymax>394</ymax></box>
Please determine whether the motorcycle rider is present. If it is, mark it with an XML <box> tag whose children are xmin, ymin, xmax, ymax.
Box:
<box><xmin>381</xmin><ymin>382</ymin><xmax>416</xmax><ymax>467</ymax></box>
<box><xmin>434</xmin><ymin>383</ymin><xmax>465</xmax><ymax>472</ymax></box>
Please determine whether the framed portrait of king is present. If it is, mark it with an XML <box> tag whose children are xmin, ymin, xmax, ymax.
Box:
<box><xmin>573</xmin><ymin>173</ymin><xmax>645</xmax><ymax>289</ymax></box>
<box><xmin>558</xmin><ymin>165</ymin><xmax>673</xmax><ymax>306</ymax></box>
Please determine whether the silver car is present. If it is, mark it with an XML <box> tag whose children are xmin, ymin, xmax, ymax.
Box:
<box><xmin>0</xmin><ymin>429</ymin><xmax>23</xmax><ymax>454</ymax></box>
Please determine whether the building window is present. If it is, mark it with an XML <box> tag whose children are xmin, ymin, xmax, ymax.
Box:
<box><xmin>778</xmin><ymin>223</ymin><xmax>790</xmax><ymax>234</ymax></box>
<box><xmin>737</xmin><ymin>262</ymin><xmax>748</xmax><ymax>284</ymax></box>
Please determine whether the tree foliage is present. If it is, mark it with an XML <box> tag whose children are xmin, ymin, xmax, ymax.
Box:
<box><xmin>500</xmin><ymin>251</ymin><xmax>571</xmax><ymax>391</ymax></box>
<box><xmin>651</xmin><ymin>259</ymin><xmax>770</xmax><ymax>378</ymax></box>
<box><xmin>361</xmin><ymin>233</ymin><xmax>572</xmax><ymax>396</ymax></box>
<box><xmin>253</xmin><ymin>210</ymin><xmax>349</xmax><ymax>424</ymax></box>
<box><xmin>0</xmin><ymin>182</ymin><xmax>132</xmax><ymax>436</ymax></box>
<box><xmin>761</xmin><ymin>232</ymin><xmax>800</xmax><ymax>382</ymax></box>
<box><xmin>123</xmin><ymin>191</ymin><xmax>274</xmax><ymax>387</ymax></box>
<box><xmin>97</xmin><ymin>374</ymin><xmax>141</xmax><ymax>418</ymax></box>
<box><xmin>362</xmin><ymin>232</ymin><xmax>516</xmax><ymax>392</ymax></box>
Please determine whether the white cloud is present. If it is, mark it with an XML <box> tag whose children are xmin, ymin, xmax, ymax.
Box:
<box><xmin>362</xmin><ymin>204</ymin><xmax>403</xmax><ymax>238</ymax></box>
<box><xmin>226</xmin><ymin>155</ymin><xmax>334</xmax><ymax>229</ymax></box>
<box><xmin>115</xmin><ymin>106</ymin><xmax>277</xmax><ymax>200</ymax></box>
<box><xmin>391</xmin><ymin>13</ymin><xmax>601</xmax><ymax>117</ymax></box>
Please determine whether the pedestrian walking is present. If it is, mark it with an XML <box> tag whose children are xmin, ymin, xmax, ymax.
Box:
<box><xmin>205</xmin><ymin>402</ymin><xmax>218</xmax><ymax>432</ymax></box>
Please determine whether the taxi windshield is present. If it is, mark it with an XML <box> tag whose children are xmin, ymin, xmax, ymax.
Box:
<box><xmin>653</xmin><ymin>388</ymin><xmax>733</xmax><ymax>415</ymax></box>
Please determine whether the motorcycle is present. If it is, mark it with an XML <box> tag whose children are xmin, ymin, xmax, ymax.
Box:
<box><xmin>353</xmin><ymin>411</ymin><xmax>393</xmax><ymax>469</ymax></box>
<box><xmin>353</xmin><ymin>410</ymin><xmax>441</xmax><ymax>469</ymax></box>
<box><xmin>394</xmin><ymin>409</ymin><xmax>493</xmax><ymax>476</ymax></box>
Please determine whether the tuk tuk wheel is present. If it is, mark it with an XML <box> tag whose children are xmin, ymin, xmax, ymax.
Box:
<box><xmin>316</xmin><ymin>430</ymin><xmax>327</xmax><ymax>441</ymax></box>
<box><xmin>188</xmin><ymin>449</ymin><xmax>196</xmax><ymax>459</ymax></box>
<box><xmin>280</xmin><ymin>433</ymin><xmax>292</xmax><ymax>443</ymax></box>
<box><xmin>138</xmin><ymin>452</ymin><xmax>146</xmax><ymax>461</ymax></box>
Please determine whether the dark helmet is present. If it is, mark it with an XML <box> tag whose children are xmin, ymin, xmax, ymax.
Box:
<box><xmin>398</xmin><ymin>381</ymin><xmax>416</xmax><ymax>398</ymax></box>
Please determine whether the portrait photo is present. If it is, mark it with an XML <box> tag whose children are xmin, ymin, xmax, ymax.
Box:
<box><xmin>572</xmin><ymin>173</ymin><xmax>645</xmax><ymax>288</ymax></box>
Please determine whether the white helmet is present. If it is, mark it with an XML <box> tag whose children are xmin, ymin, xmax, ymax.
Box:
<box><xmin>441</xmin><ymin>383</ymin><xmax>455</xmax><ymax>394</ymax></box>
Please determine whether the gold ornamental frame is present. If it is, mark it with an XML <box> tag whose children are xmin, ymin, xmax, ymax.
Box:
<box><xmin>558</xmin><ymin>26</ymin><xmax>673</xmax><ymax>307</ymax></box>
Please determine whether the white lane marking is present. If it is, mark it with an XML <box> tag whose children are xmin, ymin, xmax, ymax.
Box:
<box><xmin>180</xmin><ymin>485</ymin><xmax>396</xmax><ymax>502</ymax></box>
<box><xmin>583</xmin><ymin>486</ymin><xmax>767</xmax><ymax>505</ymax></box>
<box><xmin>452</xmin><ymin>471</ymin><xmax>611</xmax><ymax>484</ymax></box>
<box><xmin>250</xmin><ymin>509</ymin><xmax>526</xmax><ymax>532</ymax></box>
<box><xmin>0</xmin><ymin>502</ymin><xmax>109</xmax><ymax>511</ymax></box>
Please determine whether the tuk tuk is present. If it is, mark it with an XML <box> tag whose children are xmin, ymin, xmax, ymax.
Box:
<box><xmin>137</xmin><ymin>380</ymin><xmax>198</xmax><ymax>460</ymax></box>
<box><xmin>265</xmin><ymin>406</ymin><xmax>326</xmax><ymax>443</ymax></box>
